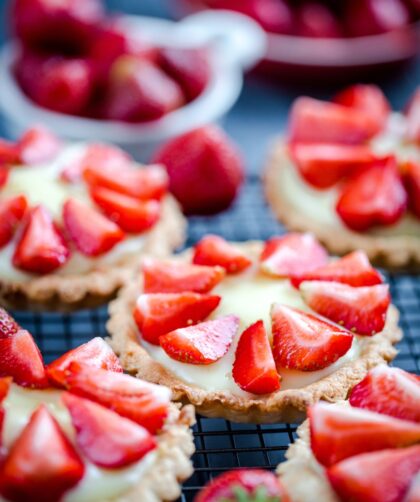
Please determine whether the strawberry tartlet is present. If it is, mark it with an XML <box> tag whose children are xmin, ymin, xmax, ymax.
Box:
<box><xmin>278</xmin><ymin>365</ymin><xmax>420</xmax><ymax>502</ymax></box>
<box><xmin>265</xmin><ymin>85</ymin><xmax>420</xmax><ymax>268</ymax></box>
<box><xmin>0</xmin><ymin>307</ymin><xmax>195</xmax><ymax>502</ymax></box>
<box><xmin>0</xmin><ymin>127</ymin><xmax>185</xmax><ymax>311</ymax></box>
<box><xmin>108</xmin><ymin>233</ymin><xmax>401</xmax><ymax>423</ymax></box>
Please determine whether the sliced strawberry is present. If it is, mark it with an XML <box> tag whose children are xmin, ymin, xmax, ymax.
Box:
<box><xmin>0</xmin><ymin>307</ymin><xmax>20</xmax><ymax>338</ymax></box>
<box><xmin>195</xmin><ymin>469</ymin><xmax>290</xmax><ymax>502</ymax></box>
<box><xmin>0</xmin><ymin>405</ymin><xmax>84</xmax><ymax>502</ymax></box>
<box><xmin>17</xmin><ymin>126</ymin><xmax>61</xmax><ymax>165</ymax></box>
<box><xmin>349</xmin><ymin>366</ymin><xmax>420</xmax><ymax>423</ymax></box>
<box><xmin>62</xmin><ymin>393</ymin><xmax>157</xmax><ymax>468</ymax></box>
<box><xmin>13</xmin><ymin>205</ymin><xmax>70</xmax><ymax>274</ymax></box>
<box><xmin>336</xmin><ymin>157</ymin><xmax>407</xmax><ymax>231</ymax></box>
<box><xmin>233</xmin><ymin>320</ymin><xmax>280</xmax><ymax>394</ymax></box>
<box><xmin>333</xmin><ymin>84</ymin><xmax>390</xmax><ymax>134</ymax></box>
<box><xmin>271</xmin><ymin>304</ymin><xmax>353</xmax><ymax>371</ymax></box>
<box><xmin>404</xmin><ymin>160</ymin><xmax>420</xmax><ymax>219</ymax></box>
<box><xmin>134</xmin><ymin>292</ymin><xmax>221</xmax><ymax>345</ymax></box>
<box><xmin>260</xmin><ymin>233</ymin><xmax>328</xmax><ymax>278</ymax></box>
<box><xmin>0</xmin><ymin>139</ymin><xmax>18</xmax><ymax>165</ymax></box>
<box><xmin>405</xmin><ymin>88</ymin><xmax>420</xmax><ymax>144</ymax></box>
<box><xmin>291</xmin><ymin>250</ymin><xmax>383</xmax><ymax>288</ymax></box>
<box><xmin>193</xmin><ymin>235</ymin><xmax>252</xmax><ymax>274</ymax></box>
<box><xmin>142</xmin><ymin>258</ymin><xmax>225</xmax><ymax>294</ymax></box>
<box><xmin>0</xmin><ymin>377</ymin><xmax>11</xmax><ymax>402</ymax></box>
<box><xmin>300</xmin><ymin>281</ymin><xmax>390</xmax><ymax>335</ymax></box>
<box><xmin>46</xmin><ymin>337</ymin><xmax>123</xmax><ymax>388</ymax></box>
<box><xmin>289</xmin><ymin>143</ymin><xmax>377</xmax><ymax>189</ymax></box>
<box><xmin>309</xmin><ymin>402</ymin><xmax>420</xmax><ymax>467</ymax></box>
<box><xmin>0</xmin><ymin>195</ymin><xmax>28</xmax><ymax>249</ymax></box>
<box><xmin>63</xmin><ymin>198</ymin><xmax>125</xmax><ymax>256</ymax></box>
<box><xmin>327</xmin><ymin>445</ymin><xmax>420</xmax><ymax>502</ymax></box>
<box><xmin>405</xmin><ymin>474</ymin><xmax>420</xmax><ymax>502</ymax></box>
<box><xmin>288</xmin><ymin>97</ymin><xmax>378</xmax><ymax>145</ymax></box>
<box><xmin>64</xmin><ymin>363</ymin><xmax>170</xmax><ymax>433</ymax></box>
<box><xmin>90</xmin><ymin>186</ymin><xmax>161</xmax><ymax>233</ymax></box>
<box><xmin>0</xmin><ymin>166</ymin><xmax>9</xmax><ymax>188</ymax></box>
<box><xmin>159</xmin><ymin>315</ymin><xmax>239</xmax><ymax>365</ymax></box>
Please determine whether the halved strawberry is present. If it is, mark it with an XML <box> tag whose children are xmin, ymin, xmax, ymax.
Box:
<box><xmin>260</xmin><ymin>233</ymin><xmax>328</xmax><ymax>278</ymax></box>
<box><xmin>271</xmin><ymin>304</ymin><xmax>353</xmax><ymax>371</ymax></box>
<box><xmin>63</xmin><ymin>198</ymin><xmax>125</xmax><ymax>256</ymax></box>
<box><xmin>90</xmin><ymin>186</ymin><xmax>161</xmax><ymax>233</ymax></box>
<box><xmin>17</xmin><ymin>126</ymin><xmax>61</xmax><ymax>165</ymax></box>
<box><xmin>46</xmin><ymin>337</ymin><xmax>123</xmax><ymax>388</ymax></box>
<box><xmin>405</xmin><ymin>88</ymin><xmax>420</xmax><ymax>144</ymax></box>
<box><xmin>327</xmin><ymin>445</ymin><xmax>420</xmax><ymax>502</ymax></box>
<box><xmin>143</xmin><ymin>258</ymin><xmax>225</xmax><ymax>294</ymax></box>
<box><xmin>291</xmin><ymin>250</ymin><xmax>383</xmax><ymax>288</ymax></box>
<box><xmin>64</xmin><ymin>363</ymin><xmax>171</xmax><ymax>433</ymax></box>
<box><xmin>309</xmin><ymin>402</ymin><xmax>420</xmax><ymax>467</ymax></box>
<box><xmin>195</xmin><ymin>469</ymin><xmax>290</xmax><ymax>502</ymax></box>
<box><xmin>0</xmin><ymin>405</ymin><xmax>84</xmax><ymax>502</ymax></box>
<box><xmin>349</xmin><ymin>366</ymin><xmax>420</xmax><ymax>423</ymax></box>
<box><xmin>0</xmin><ymin>307</ymin><xmax>20</xmax><ymax>338</ymax></box>
<box><xmin>300</xmin><ymin>281</ymin><xmax>390</xmax><ymax>335</ymax></box>
<box><xmin>0</xmin><ymin>377</ymin><xmax>11</xmax><ymax>402</ymax></box>
<box><xmin>288</xmin><ymin>97</ymin><xmax>378</xmax><ymax>145</ymax></box>
<box><xmin>133</xmin><ymin>292</ymin><xmax>221</xmax><ymax>345</ymax></box>
<box><xmin>159</xmin><ymin>315</ymin><xmax>239</xmax><ymax>365</ymax></box>
<box><xmin>13</xmin><ymin>205</ymin><xmax>70</xmax><ymax>274</ymax></box>
<box><xmin>404</xmin><ymin>160</ymin><xmax>420</xmax><ymax>219</ymax></box>
<box><xmin>333</xmin><ymin>84</ymin><xmax>390</xmax><ymax>134</ymax></box>
<box><xmin>193</xmin><ymin>235</ymin><xmax>252</xmax><ymax>274</ymax></box>
<box><xmin>0</xmin><ymin>139</ymin><xmax>18</xmax><ymax>165</ymax></box>
<box><xmin>336</xmin><ymin>157</ymin><xmax>407</xmax><ymax>231</ymax></box>
<box><xmin>289</xmin><ymin>143</ymin><xmax>376</xmax><ymax>189</ymax></box>
<box><xmin>232</xmin><ymin>320</ymin><xmax>280</xmax><ymax>394</ymax></box>
<box><xmin>62</xmin><ymin>393</ymin><xmax>157</xmax><ymax>468</ymax></box>
<box><xmin>0</xmin><ymin>166</ymin><xmax>9</xmax><ymax>188</ymax></box>
<box><xmin>81</xmin><ymin>143</ymin><xmax>132</xmax><ymax>178</ymax></box>
<box><xmin>0</xmin><ymin>195</ymin><xmax>28</xmax><ymax>249</ymax></box>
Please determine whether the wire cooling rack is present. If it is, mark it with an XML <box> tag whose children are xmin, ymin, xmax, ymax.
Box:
<box><xmin>12</xmin><ymin>176</ymin><xmax>420</xmax><ymax>502</ymax></box>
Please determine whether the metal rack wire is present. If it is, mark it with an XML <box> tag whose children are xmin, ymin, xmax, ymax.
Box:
<box><xmin>12</xmin><ymin>177</ymin><xmax>420</xmax><ymax>502</ymax></box>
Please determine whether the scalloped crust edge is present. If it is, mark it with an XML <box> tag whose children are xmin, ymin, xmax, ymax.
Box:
<box><xmin>107</xmin><ymin>241</ymin><xmax>402</xmax><ymax>424</ymax></box>
<box><xmin>264</xmin><ymin>140</ymin><xmax>420</xmax><ymax>270</ymax></box>
<box><xmin>0</xmin><ymin>197</ymin><xmax>186</xmax><ymax>312</ymax></box>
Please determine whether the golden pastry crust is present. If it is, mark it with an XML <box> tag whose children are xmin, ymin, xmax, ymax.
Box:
<box><xmin>264</xmin><ymin>141</ymin><xmax>420</xmax><ymax>269</ymax></box>
<box><xmin>0</xmin><ymin>197</ymin><xmax>186</xmax><ymax>312</ymax></box>
<box><xmin>107</xmin><ymin>242</ymin><xmax>402</xmax><ymax>424</ymax></box>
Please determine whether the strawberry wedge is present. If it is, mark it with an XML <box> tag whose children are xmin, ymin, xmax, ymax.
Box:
<box><xmin>0</xmin><ymin>195</ymin><xmax>28</xmax><ymax>249</ymax></box>
<box><xmin>193</xmin><ymin>235</ymin><xmax>252</xmax><ymax>274</ymax></box>
<box><xmin>17</xmin><ymin>126</ymin><xmax>61</xmax><ymax>165</ymax></box>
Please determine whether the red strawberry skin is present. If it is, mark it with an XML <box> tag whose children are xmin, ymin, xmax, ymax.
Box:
<box><xmin>159</xmin><ymin>315</ymin><xmax>239</xmax><ymax>365</ymax></box>
<box><xmin>232</xmin><ymin>320</ymin><xmax>280</xmax><ymax>394</ymax></box>
<box><xmin>0</xmin><ymin>405</ymin><xmax>84</xmax><ymax>502</ymax></box>
<box><xmin>134</xmin><ymin>292</ymin><xmax>221</xmax><ymax>345</ymax></box>
<box><xmin>193</xmin><ymin>235</ymin><xmax>252</xmax><ymax>273</ymax></box>
<box><xmin>62</xmin><ymin>393</ymin><xmax>157</xmax><ymax>468</ymax></box>
<box><xmin>271</xmin><ymin>304</ymin><xmax>354</xmax><ymax>371</ymax></box>
<box><xmin>0</xmin><ymin>139</ymin><xmax>18</xmax><ymax>165</ymax></box>
<box><xmin>46</xmin><ymin>337</ymin><xmax>123</xmax><ymax>388</ymax></box>
<box><xmin>336</xmin><ymin>157</ymin><xmax>407</xmax><ymax>231</ymax></box>
<box><xmin>404</xmin><ymin>160</ymin><xmax>420</xmax><ymax>219</ymax></box>
<box><xmin>296</xmin><ymin>2</ymin><xmax>342</xmax><ymax>38</ymax></box>
<box><xmin>153</xmin><ymin>126</ymin><xmax>244</xmax><ymax>215</ymax></box>
<box><xmin>327</xmin><ymin>445</ymin><xmax>420</xmax><ymax>502</ymax></box>
<box><xmin>309</xmin><ymin>402</ymin><xmax>420</xmax><ymax>467</ymax></box>
<box><xmin>349</xmin><ymin>366</ymin><xmax>420</xmax><ymax>423</ymax></box>
<box><xmin>300</xmin><ymin>281</ymin><xmax>390</xmax><ymax>336</ymax></box>
<box><xmin>0</xmin><ymin>195</ymin><xmax>28</xmax><ymax>249</ymax></box>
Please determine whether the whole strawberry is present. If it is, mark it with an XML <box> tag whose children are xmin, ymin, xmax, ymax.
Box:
<box><xmin>153</xmin><ymin>126</ymin><xmax>244</xmax><ymax>215</ymax></box>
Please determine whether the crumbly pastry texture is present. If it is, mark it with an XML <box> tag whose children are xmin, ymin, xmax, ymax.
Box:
<box><xmin>264</xmin><ymin>141</ymin><xmax>420</xmax><ymax>269</ymax></box>
<box><xmin>107</xmin><ymin>242</ymin><xmax>402</xmax><ymax>424</ymax></box>
<box><xmin>0</xmin><ymin>197</ymin><xmax>186</xmax><ymax>312</ymax></box>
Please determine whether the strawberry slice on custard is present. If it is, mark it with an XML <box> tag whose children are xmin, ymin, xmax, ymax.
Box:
<box><xmin>0</xmin><ymin>195</ymin><xmax>28</xmax><ymax>249</ymax></box>
<box><xmin>349</xmin><ymin>366</ymin><xmax>420</xmax><ymax>423</ymax></box>
<box><xmin>133</xmin><ymin>292</ymin><xmax>221</xmax><ymax>345</ymax></box>
<box><xmin>17</xmin><ymin>126</ymin><xmax>61</xmax><ymax>165</ymax></box>
<box><xmin>0</xmin><ymin>377</ymin><xmax>11</xmax><ymax>402</ymax></box>
<box><xmin>0</xmin><ymin>166</ymin><xmax>9</xmax><ymax>188</ymax></box>
<box><xmin>300</xmin><ymin>281</ymin><xmax>390</xmax><ymax>335</ymax></box>
<box><xmin>403</xmin><ymin>160</ymin><xmax>420</xmax><ymax>219</ymax></box>
<box><xmin>233</xmin><ymin>320</ymin><xmax>280</xmax><ymax>395</ymax></box>
<box><xmin>0</xmin><ymin>139</ymin><xmax>19</xmax><ymax>165</ymax></box>
<box><xmin>159</xmin><ymin>315</ymin><xmax>239</xmax><ymax>365</ymax></box>
<box><xmin>142</xmin><ymin>258</ymin><xmax>225</xmax><ymax>294</ymax></box>
<box><xmin>271</xmin><ymin>304</ymin><xmax>353</xmax><ymax>371</ymax></box>
<box><xmin>193</xmin><ymin>235</ymin><xmax>252</xmax><ymax>274</ymax></box>
<box><xmin>63</xmin><ymin>392</ymin><xmax>157</xmax><ymax>468</ymax></box>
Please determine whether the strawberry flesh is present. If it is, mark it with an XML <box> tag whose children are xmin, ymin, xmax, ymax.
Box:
<box><xmin>134</xmin><ymin>292</ymin><xmax>221</xmax><ymax>345</ymax></box>
<box><xmin>0</xmin><ymin>377</ymin><xmax>11</xmax><ymax>403</ymax></box>
<box><xmin>271</xmin><ymin>304</ymin><xmax>353</xmax><ymax>371</ymax></box>
<box><xmin>159</xmin><ymin>315</ymin><xmax>239</xmax><ymax>365</ymax></box>
<box><xmin>0</xmin><ymin>195</ymin><xmax>28</xmax><ymax>249</ymax></box>
<box><xmin>0</xmin><ymin>166</ymin><xmax>9</xmax><ymax>188</ymax></box>
<box><xmin>193</xmin><ymin>235</ymin><xmax>252</xmax><ymax>273</ymax></box>
<box><xmin>17</xmin><ymin>126</ymin><xmax>61</xmax><ymax>165</ymax></box>
<box><xmin>233</xmin><ymin>320</ymin><xmax>280</xmax><ymax>394</ymax></box>
<box><xmin>404</xmin><ymin>160</ymin><xmax>420</xmax><ymax>219</ymax></box>
<box><xmin>0</xmin><ymin>139</ymin><xmax>19</xmax><ymax>165</ymax></box>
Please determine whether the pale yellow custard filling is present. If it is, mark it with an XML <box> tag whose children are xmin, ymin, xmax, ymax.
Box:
<box><xmin>0</xmin><ymin>384</ymin><xmax>156</xmax><ymax>502</ymax></box>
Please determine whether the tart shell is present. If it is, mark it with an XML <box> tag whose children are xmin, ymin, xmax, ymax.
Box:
<box><xmin>0</xmin><ymin>197</ymin><xmax>186</xmax><ymax>312</ymax></box>
<box><xmin>107</xmin><ymin>242</ymin><xmax>402</xmax><ymax>424</ymax></box>
<box><xmin>264</xmin><ymin>141</ymin><xmax>420</xmax><ymax>270</ymax></box>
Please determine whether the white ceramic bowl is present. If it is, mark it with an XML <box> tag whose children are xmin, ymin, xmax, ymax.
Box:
<box><xmin>0</xmin><ymin>11</ymin><xmax>266</xmax><ymax>160</ymax></box>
